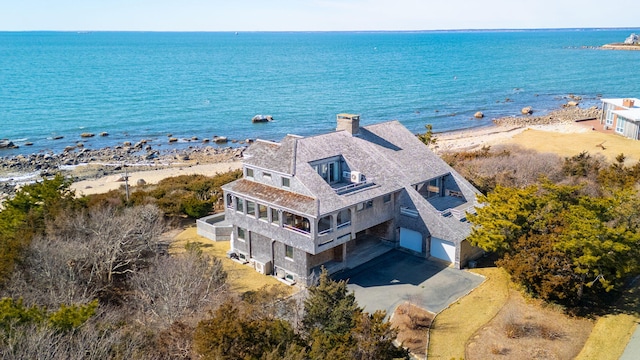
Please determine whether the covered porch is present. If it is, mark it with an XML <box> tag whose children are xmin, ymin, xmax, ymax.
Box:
<box><xmin>309</xmin><ymin>234</ymin><xmax>394</xmax><ymax>278</ymax></box>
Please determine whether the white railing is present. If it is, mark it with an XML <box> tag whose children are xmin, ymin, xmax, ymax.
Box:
<box><xmin>449</xmin><ymin>205</ymin><xmax>477</xmax><ymax>220</ymax></box>
<box><xmin>283</xmin><ymin>224</ymin><xmax>310</xmax><ymax>236</ymax></box>
<box><xmin>334</xmin><ymin>180</ymin><xmax>374</xmax><ymax>195</ymax></box>
<box><xmin>337</xmin><ymin>221</ymin><xmax>351</xmax><ymax>229</ymax></box>
<box><xmin>400</xmin><ymin>207</ymin><xmax>419</xmax><ymax>218</ymax></box>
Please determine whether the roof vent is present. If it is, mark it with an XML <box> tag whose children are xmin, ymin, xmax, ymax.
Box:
<box><xmin>336</xmin><ymin>113</ymin><xmax>360</xmax><ymax>135</ymax></box>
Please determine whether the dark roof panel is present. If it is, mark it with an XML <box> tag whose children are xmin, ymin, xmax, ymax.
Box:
<box><xmin>224</xmin><ymin>179</ymin><xmax>317</xmax><ymax>216</ymax></box>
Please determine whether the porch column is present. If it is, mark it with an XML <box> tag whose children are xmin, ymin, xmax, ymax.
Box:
<box><xmin>342</xmin><ymin>243</ymin><xmax>347</xmax><ymax>270</ymax></box>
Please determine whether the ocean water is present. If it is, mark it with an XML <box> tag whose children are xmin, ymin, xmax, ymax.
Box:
<box><xmin>1</xmin><ymin>29</ymin><xmax>639</xmax><ymax>157</ymax></box>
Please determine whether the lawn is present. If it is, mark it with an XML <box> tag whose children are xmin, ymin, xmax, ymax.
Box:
<box><xmin>427</xmin><ymin>267</ymin><xmax>510</xmax><ymax>359</ymax></box>
<box><xmin>169</xmin><ymin>226</ymin><xmax>293</xmax><ymax>294</ymax></box>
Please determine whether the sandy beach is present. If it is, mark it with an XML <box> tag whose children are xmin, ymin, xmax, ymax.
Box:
<box><xmin>70</xmin><ymin>161</ymin><xmax>243</xmax><ymax>196</ymax></box>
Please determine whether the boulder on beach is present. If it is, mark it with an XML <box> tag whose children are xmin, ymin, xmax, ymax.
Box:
<box><xmin>64</xmin><ymin>146</ymin><xmax>75</xmax><ymax>152</ymax></box>
<box><xmin>474</xmin><ymin>111</ymin><xmax>484</xmax><ymax>119</ymax></box>
<box><xmin>168</xmin><ymin>137</ymin><xmax>178</xmax><ymax>143</ymax></box>
<box><xmin>100</xmin><ymin>132</ymin><xmax>109</xmax><ymax>137</ymax></box>
<box><xmin>137</xmin><ymin>179</ymin><xmax>146</xmax><ymax>186</ymax></box>
<box><xmin>565</xmin><ymin>101</ymin><xmax>579</xmax><ymax>107</ymax></box>
<box><xmin>0</xmin><ymin>139</ymin><xmax>15</xmax><ymax>149</ymax></box>
<box><xmin>213</xmin><ymin>136</ymin><xmax>228</xmax><ymax>144</ymax></box>
<box><xmin>521</xmin><ymin>106</ymin><xmax>533</xmax><ymax>115</ymax></box>
<box><xmin>53</xmin><ymin>135</ymin><xmax>64</xmax><ymax>140</ymax></box>
<box><xmin>80</xmin><ymin>133</ymin><xmax>95</xmax><ymax>138</ymax></box>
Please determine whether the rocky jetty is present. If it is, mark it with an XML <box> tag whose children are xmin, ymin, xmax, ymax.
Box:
<box><xmin>602</xmin><ymin>33</ymin><xmax>640</xmax><ymax>51</ymax></box>
<box><xmin>494</xmin><ymin>106</ymin><xmax>601</xmax><ymax>127</ymax></box>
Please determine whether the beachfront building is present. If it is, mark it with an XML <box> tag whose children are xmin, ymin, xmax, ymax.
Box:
<box><xmin>601</xmin><ymin>98</ymin><xmax>640</xmax><ymax>140</ymax></box>
<box><xmin>218</xmin><ymin>114</ymin><xmax>483</xmax><ymax>285</ymax></box>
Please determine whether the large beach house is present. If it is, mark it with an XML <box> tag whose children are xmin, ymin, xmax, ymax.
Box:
<box><xmin>218</xmin><ymin>114</ymin><xmax>483</xmax><ymax>285</ymax></box>
<box><xmin>600</xmin><ymin>98</ymin><xmax>640</xmax><ymax>140</ymax></box>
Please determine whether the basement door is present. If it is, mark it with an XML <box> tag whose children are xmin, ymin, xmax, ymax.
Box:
<box><xmin>399</xmin><ymin>228</ymin><xmax>422</xmax><ymax>253</ymax></box>
<box><xmin>430</xmin><ymin>238</ymin><xmax>456</xmax><ymax>263</ymax></box>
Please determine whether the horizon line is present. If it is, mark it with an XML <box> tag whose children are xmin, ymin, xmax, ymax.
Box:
<box><xmin>2</xmin><ymin>26</ymin><xmax>640</xmax><ymax>34</ymax></box>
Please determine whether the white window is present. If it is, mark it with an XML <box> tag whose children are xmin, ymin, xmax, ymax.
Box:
<box><xmin>605</xmin><ymin>106</ymin><xmax>614</xmax><ymax>126</ymax></box>
<box><xmin>616</xmin><ymin>116</ymin><xmax>626</xmax><ymax>134</ymax></box>
<box><xmin>235</xmin><ymin>197</ymin><xmax>244</xmax><ymax>212</ymax></box>
<box><xmin>383</xmin><ymin>194</ymin><xmax>391</xmax><ymax>203</ymax></box>
<box><xmin>263</xmin><ymin>172</ymin><xmax>271</xmax><ymax>179</ymax></box>
<box><xmin>246</xmin><ymin>168</ymin><xmax>254</xmax><ymax>178</ymax></box>
<box><xmin>237</xmin><ymin>227</ymin><xmax>246</xmax><ymax>241</ymax></box>
<box><xmin>282</xmin><ymin>177</ymin><xmax>290</xmax><ymax>188</ymax></box>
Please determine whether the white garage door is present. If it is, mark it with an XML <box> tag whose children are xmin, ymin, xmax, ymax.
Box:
<box><xmin>399</xmin><ymin>228</ymin><xmax>422</xmax><ymax>253</ymax></box>
<box><xmin>430</xmin><ymin>238</ymin><xmax>456</xmax><ymax>263</ymax></box>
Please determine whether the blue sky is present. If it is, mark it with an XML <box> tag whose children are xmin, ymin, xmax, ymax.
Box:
<box><xmin>2</xmin><ymin>0</ymin><xmax>637</xmax><ymax>31</ymax></box>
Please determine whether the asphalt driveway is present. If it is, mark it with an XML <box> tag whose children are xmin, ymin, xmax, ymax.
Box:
<box><xmin>334</xmin><ymin>250</ymin><xmax>484</xmax><ymax>315</ymax></box>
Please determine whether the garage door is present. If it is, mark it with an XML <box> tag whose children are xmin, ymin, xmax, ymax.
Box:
<box><xmin>430</xmin><ymin>238</ymin><xmax>456</xmax><ymax>263</ymax></box>
<box><xmin>399</xmin><ymin>228</ymin><xmax>422</xmax><ymax>253</ymax></box>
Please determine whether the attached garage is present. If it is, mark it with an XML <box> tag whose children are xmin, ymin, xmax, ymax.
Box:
<box><xmin>399</xmin><ymin>228</ymin><xmax>423</xmax><ymax>253</ymax></box>
<box><xmin>430</xmin><ymin>238</ymin><xmax>456</xmax><ymax>263</ymax></box>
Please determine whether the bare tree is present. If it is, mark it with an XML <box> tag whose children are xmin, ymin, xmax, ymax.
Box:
<box><xmin>129</xmin><ymin>250</ymin><xmax>228</xmax><ymax>326</ymax></box>
<box><xmin>2</xmin><ymin>205</ymin><xmax>165</xmax><ymax>306</ymax></box>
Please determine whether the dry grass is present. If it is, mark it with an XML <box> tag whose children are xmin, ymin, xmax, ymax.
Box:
<box><xmin>427</xmin><ymin>267</ymin><xmax>510</xmax><ymax>359</ymax></box>
<box><xmin>506</xmin><ymin>128</ymin><xmax>640</xmax><ymax>163</ymax></box>
<box><xmin>467</xmin><ymin>290</ymin><xmax>593</xmax><ymax>360</ymax></box>
<box><xmin>169</xmin><ymin>226</ymin><xmax>293</xmax><ymax>294</ymax></box>
<box><xmin>391</xmin><ymin>302</ymin><xmax>435</xmax><ymax>358</ymax></box>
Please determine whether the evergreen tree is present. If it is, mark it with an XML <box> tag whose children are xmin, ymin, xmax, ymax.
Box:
<box><xmin>469</xmin><ymin>181</ymin><xmax>640</xmax><ymax>306</ymax></box>
<box><xmin>302</xmin><ymin>268</ymin><xmax>360</xmax><ymax>337</ymax></box>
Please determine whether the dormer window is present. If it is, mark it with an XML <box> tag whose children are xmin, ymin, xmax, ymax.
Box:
<box><xmin>311</xmin><ymin>157</ymin><xmax>342</xmax><ymax>184</ymax></box>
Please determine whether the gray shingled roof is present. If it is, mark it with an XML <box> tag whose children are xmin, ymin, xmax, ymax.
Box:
<box><xmin>292</xmin><ymin>120</ymin><xmax>478</xmax><ymax>214</ymax></box>
<box><xmin>405</xmin><ymin>186</ymin><xmax>472</xmax><ymax>244</ymax></box>
<box><xmin>243</xmin><ymin>135</ymin><xmax>299</xmax><ymax>175</ymax></box>
<box><xmin>234</xmin><ymin>119</ymin><xmax>480</xmax><ymax>223</ymax></box>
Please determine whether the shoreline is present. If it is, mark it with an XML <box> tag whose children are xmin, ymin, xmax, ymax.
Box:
<box><xmin>4</xmin><ymin>105</ymin><xmax>636</xmax><ymax>200</ymax></box>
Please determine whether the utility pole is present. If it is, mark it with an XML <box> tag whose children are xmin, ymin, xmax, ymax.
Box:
<box><xmin>123</xmin><ymin>164</ymin><xmax>130</xmax><ymax>202</ymax></box>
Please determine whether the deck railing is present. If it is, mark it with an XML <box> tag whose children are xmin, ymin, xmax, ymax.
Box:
<box><xmin>334</xmin><ymin>180</ymin><xmax>374</xmax><ymax>195</ymax></box>
<box><xmin>283</xmin><ymin>224</ymin><xmax>310</xmax><ymax>236</ymax></box>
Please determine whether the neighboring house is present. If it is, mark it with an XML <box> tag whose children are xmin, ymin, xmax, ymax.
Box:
<box><xmin>219</xmin><ymin>114</ymin><xmax>483</xmax><ymax>285</ymax></box>
<box><xmin>601</xmin><ymin>98</ymin><xmax>640</xmax><ymax>140</ymax></box>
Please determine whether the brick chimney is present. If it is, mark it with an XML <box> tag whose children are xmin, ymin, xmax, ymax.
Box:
<box><xmin>623</xmin><ymin>98</ymin><xmax>635</xmax><ymax>108</ymax></box>
<box><xmin>336</xmin><ymin>113</ymin><xmax>360</xmax><ymax>135</ymax></box>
